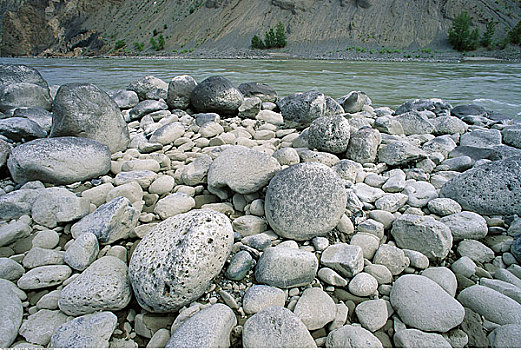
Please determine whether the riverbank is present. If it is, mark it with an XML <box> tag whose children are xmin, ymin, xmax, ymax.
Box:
<box><xmin>1</xmin><ymin>64</ymin><xmax>521</xmax><ymax>348</ymax></box>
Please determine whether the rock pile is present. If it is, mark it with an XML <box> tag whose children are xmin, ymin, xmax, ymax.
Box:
<box><xmin>0</xmin><ymin>63</ymin><xmax>520</xmax><ymax>348</ymax></box>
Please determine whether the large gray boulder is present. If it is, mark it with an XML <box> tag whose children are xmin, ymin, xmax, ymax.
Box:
<box><xmin>0</xmin><ymin>64</ymin><xmax>48</xmax><ymax>88</ymax></box>
<box><xmin>390</xmin><ymin>274</ymin><xmax>465</xmax><ymax>332</ymax></box>
<box><xmin>58</xmin><ymin>256</ymin><xmax>131</xmax><ymax>316</ymax></box>
<box><xmin>107</xmin><ymin>89</ymin><xmax>139</xmax><ymax>109</ymax></box>
<box><xmin>238</xmin><ymin>82</ymin><xmax>278</xmax><ymax>103</ymax></box>
<box><xmin>7</xmin><ymin>137</ymin><xmax>111</xmax><ymax>185</ymax></box>
<box><xmin>391</xmin><ymin>214</ymin><xmax>452</xmax><ymax>259</ymax></box>
<box><xmin>345</xmin><ymin>127</ymin><xmax>381</xmax><ymax>164</ymax></box>
<box><xmin>278</xmin><ymin>90</ymin><xmax>327</xmax><ymax>129</ymax></box>
<box><xmin>31</xmin><ymin>187</ymin><xmax>90</xmax><ymax>228</ymax></box>
<box><xmin>0</xmin><ymin>139</ymin><xmax>10</xmax><ymax>168</ymax></box>
<box><xmin>207</xmin><ymin>145</ymin><xmax>281</xmax><ymax>197</ymax></box>
<box><xmin>265</xmin><ymin>162</ymin><xmax>346</xmax><ymax>241</ymax></box>
<box><xmin>71</xmin><ymin>196</ymin><xmax>140</xmax><ymax>245</ymax></box>
<box><xmin>440</xmin><ymin>156</ymin><xmax>521</xmax><ymax>215</ymax></box>
<box><xmin>395</xmin><ymin>111</ymin><xmax>435</xmax><ymax>135</ymax></box>
<box><xmin>0</xmin><ymin>117</ymin><xmax>47</xmax><ymax>142</ymax></box>
<box><xmin>377</xmin><ymin>140</ymin><xmax>426</xmax><ymax>166</ymax></box>
<box><xmin>0</xmin><ymin>82</ymin><xmax>52</xmax><ymax>113</ymax></box>
<box><xmin>13</xmin><ymin>107</ymin><xmax>53</xmax><ymax>133</ymax></box>
<box><xmin>457</xmin><ymin>285</ymin><xmax>521</xmax><ymax>325</ymax></box>
<box><xmin>307</xmin><ymin>115</ymin><xmax>351</xmax><ymax>154</ymax></box>
<box><xmin>49</xmin><ymin>311</ymin><xmax>118</xmax><ymax>348</ymax></box>
<box><xmin>337</xmin><ymin>91</ymin><xmax>369</xmax><ymax>113</ymax></box>
<box><xmin>167</xmin><ymin>75</ymin><xmax>197</xmax><ymax>109</ymax></box>
<box><xmin>439</xmin><ymin>211</ymin><xmax>488</xmax><ymax>241</ymax></box>
<box><xmin>166</xmin><ymin>303</ymin><xmax>236</xmax><ymax>348</ymax></box>
<box><xmin>0</xmin><ymin>280</ymin><xmax>23</xmax><ymax>347</ymax></box>
<box><xmin>129</xmin><ymin>210</ymin><xmax>234</xmax><ymax>313</ymax></box>
<box><xmin>396</xmin><ymin>98</ymin><xmax>452</xmax><ymax>116</ymax></box>
<box><xmin>127</xmin><ymin>75</ymin><xmax>168</xmax><ymax>101</ymax></box>
<box><xmin>50</xmin><ymin>83</ymin><xmax>130</xmax><ymax>153</ymax></box>
<box><xmin>502</xmin><ymin>125</ymin><xmax>521</xmax><ymax>149</ymax></box>
<box><xmin>242</xmin><ymin>306</ymin><xmax>316</xmax><ymax>348</ymax></box>
<box><xmin>394</xmin><ymin>329</ymin><xmax>452</xmax><ymax>348</ymax></box>
<box><xmin>190</xmin><ymin>76</ymin><xmax>243</xmax><ymax>115</ymax></box>
<box><xmin>488</xmin><ymin>324</ymin><xmax>521</xmax><ymax>348</ymax></box>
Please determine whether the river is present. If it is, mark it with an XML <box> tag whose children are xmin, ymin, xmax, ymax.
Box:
<box><xmin>1</xmin><ymin>57</ymin><xmax>520</xmax><ymax>119</ymax></box>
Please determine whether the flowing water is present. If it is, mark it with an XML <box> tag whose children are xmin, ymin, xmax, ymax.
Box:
<box><xmin>1</xmin><ymin>57</ymin><xmax>520</xmax><ymax>119</ymax></box>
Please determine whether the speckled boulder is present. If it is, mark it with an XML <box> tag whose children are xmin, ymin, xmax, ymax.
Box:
<box><xmin>190</xmin><ymin>76</ymin><xmax>243</xmax><ymax>115</ymax></box>
<box><xmin>265</xmin><ymin>162</ymin><xmax>347</xmax><ymax>241</ymax></box>
<box><xmin>167</xmin><ymin>75</ymin><xmax>197</xmax><ymax>110</ymax></box>
<box><xmin>277</xmin><ymin>90</ymin><xmax>327</xmax><ymax>129</ymax></box>
<box><xmin>307</xmin><ymin>115</ymin><xmax>351</xmax><ymax>154</ymax></box>
<box><xmin>128</xmin><ymin>210</ymin><xmax>234</xmax><ymax>313</ymax></box>
<box><xmin>58</xmin><ymin>256</ymin><xmax>131</xmax><ymax>316</ymax></box>
<box><xmin>440</xmin><ymin>157</ymin><xmax>521</xmax><ymax>216</ymax></box>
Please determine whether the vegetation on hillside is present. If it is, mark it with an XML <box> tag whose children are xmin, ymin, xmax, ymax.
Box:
<box><xmin>251</xmin><ymin>22</ymin><xmax>287</xmax><ymax>49</ymax></box>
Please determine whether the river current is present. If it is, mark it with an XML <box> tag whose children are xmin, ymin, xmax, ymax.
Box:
<box><xmin>1</xmin><ymin>57</ymin><xmax>520</xmax><ymax>119</ymax></box>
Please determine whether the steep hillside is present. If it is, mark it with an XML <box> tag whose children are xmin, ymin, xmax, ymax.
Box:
<box><xmin>1</xmin><ymin>0</ymin><xmax>520</xmax><ymax>56</ymax></box>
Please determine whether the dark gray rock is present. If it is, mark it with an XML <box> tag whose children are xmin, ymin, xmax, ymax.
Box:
<box><xmin>167</xmin><ymin>75</ymin><xmax>197</xmax><ymax>110</ymax></box>
<box><xmin>346</xmin><ymin>127</ymin><xmax>381</xmax><ymax>164</ymax></box>
<box><xmin>278</xmin><ymin>90</ymin><xmax>327</xmax><ymax>129</ymax></box>
<box><xmin>460</xmin><ymin>129</ymin><xmax>502</xmax><ymax>148</ymax></box>
<box><xmin>490</xmin><ymin>144</ymin><xmax>521</xmax><ymax>160</ymax></box>
<box><xmin>71</xmin><ymin>196</ymin><xmax>139</xmax><ymax>245</ymax></box>
<box><xmin>0</xmin><ymin>82</ymin><xmax>52</xmax><ymax>113</ymax></box>
<box><xmin>12</xmin><ymin>107</ymin><xmax>52</xmax><ymax>133</ymax></box>
<box><xmin>242</xmin><ymin>306</ymin><xmax>316</xmax><ymax>348</ymax></box>
<box><xmin>238</xmin><ymin>82</ymin><xmax>278</xmax><ymax>103</ymax></box>
<box><xmin>0</xmin><ymin>189</ymin><xmax>39</xmax><ymax>221</ymax></box>
<box><xmin>49</xmin><ymin>311</ymin><xmax>117</xmax><ymax>348</ymax></box>
<box><xmin>50</xmin><ymin>83</ymin><xmax>129</xmax><ymax>153</ymax></box>
<box><xmin>129</xmin><ymin>210</ymin><xmax>233</xmax><ymax>313</ymax></box>
<box><xmin>0</xmin><ymin>64</ymin><xmax>48</xmax><ymax>88</ymax></box>
<box><xmin>166</xmin><ymin>304</ymin><xmax>236</xmax><ymax>348</ymax></box>
<box><xmin>337</xmin><ymin>91</ymin><xmax>369</xmax><ymax>113</ymax></box>
<box><xmin>265</xmin><ymin>162</ymin><xmax>346</xmax><ymax>241</ymax></box>
<box><xmin>190</xmin><ymin>76</ymin><xmax>243</xmax><ymax>115</ymax></box>
<box><xmin>395</xmin><ymin>111</ymin><xmax>435</xmax><ymax>135</ymax></box>
<box><xmin>451</xmin><ymin>104</ymin><xmax>488</xmax><ymax>119</ymax></box>
<box><xmin>390</xmin><ymin>274</ymin><xmax>465</xmax><ymax>332</ymax></box>
<box><xmin>440</xmin><ymin>156</ymin><xmax>521</xmax><ymax>215</ymax></box>
<box><xmin>512</xmin><ymin>236</ymin><xmax>521</xmax><ymax>262</ymax></box>
<box><xmin>107</xmin><ymin>89</ymin><xmax>139</xmax><ymax>109</ymax></box>
<box><xmin>255</xmin><ymin>246</ymin><xmax>318</xmax><ymax>289</ymax></box>
<box><xmin>127</xmin><ymin>75</ymin><xmax>168</xmax><ymax>101</ymax></box>
<box><xmin>0</xmin><ymin>117</ymin><xmax>46</xmax><ymax>141</ymax></box>
<box><xmin>129</xmin><ymin>100</ymin><xmax>168</xmax><ymax>121</ymax></box>
<box><xmin>502</xmin><ymin>125</ymin><xmax>521</xmax><ymax>149</ymax></box>
<box><xmin>225</xmin><ymin>250</ymin><xmax>254</xmax><ymax>281</ymax></box>
<box><xmin>449</xmin><ymin>145</ymin><xmax>494</xmax><ymax>162</ymax></box>
<box><xmin>324</xmin><ymin>96</ymin><xmax>345</xmax><ymax>115</ymax></box>
<box><xmin>395</xmin><ymin>98</ymin><xmax>452</xmax><ymax>116</ymax></box>
<box><xmin>488</xmin><ymin>324</ymin><xmax>521</xmax><ymax>348</ymax></box>
<box><xmin>307</xmin><ymin>115</ymin><xmax>351</xmax><ymax>154</ymax></box>
<box><xmin>7</xmin><ymin>137</ymin><xmax>111</xmax><ymax>185</ymax></box>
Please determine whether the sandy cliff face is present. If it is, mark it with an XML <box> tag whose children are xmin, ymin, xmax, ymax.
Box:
<box><xmin>1</xmin><ymin>0</ymin><xmax>520</xmax><ymax>56</ymax></box>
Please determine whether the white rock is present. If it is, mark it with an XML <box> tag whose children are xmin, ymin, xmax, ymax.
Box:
<box><xmin>154</xmin><ymin>192</ymin><xmax>195</xmax><ymax>220</ymax></box>
<box><xmin>326</xmin><ymin>325</ymin><xmax>382</xmax><ymax>348</ymax></box>
<box><xmin>294</xmin><ymin>287</ymin><xmax>336</xmax><ymax>330</ymax></box>
<box><xmin>348</xmin><ymin>272</ymin><xmax>378</xmax><ymax>297</ymax></box>
<box><xmin>242</xmin><ymin>285</ymin><xmax>286</xmax><ymax>314</ymax></box>
<box><xmin>355</xmin><ymin>299</ymin><xmax>388</xmax><ymax>332</ymax></box>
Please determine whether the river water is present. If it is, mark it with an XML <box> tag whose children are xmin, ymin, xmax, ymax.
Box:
<box><xmin>1</xmin><ymin>57</ymin><xmax>520</xmax><ymax>119</ymax></box>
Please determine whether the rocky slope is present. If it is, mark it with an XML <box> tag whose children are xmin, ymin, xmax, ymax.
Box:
<box><xmin>1</xmin><ymin>0</ymin><xmax>520</xmax><ymax>56</ymax></box>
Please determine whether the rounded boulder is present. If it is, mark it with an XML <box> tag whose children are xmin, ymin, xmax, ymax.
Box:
<box><xmin>128</xmin><ymin>209</ymin><xmax>234</xmax><ymax>313</ymax></box>
<box><xmin>307</xmin><ymin>115</ymin><xmax>351</xmax><ymax>154</ymax></box>
<box><xmin>265</xmin><ymin>162</ymin><xmax>347</xmax><ymax>241</ymax></box>
<box><xmin>190</xmin><ymin>76</ymin><xmax>243</xmax><ymax>115</ymax></box>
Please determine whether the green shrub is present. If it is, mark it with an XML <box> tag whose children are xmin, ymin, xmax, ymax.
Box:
<box><xmin>133</xmin><ymin>41</ymin><xmax>144</xmax><ymax>51</ymax></box>
<box><xmin>481</xmin><ymin>21</ymin><xmax>496</xmax><ymax>48</ymax></box>
<box><xmin>251</xmin><ymin>35</ymin><xmax>265</xmax><ymax>49</ymax></box>
<box><xmin>509</xmin><ymin>20</ymin><xmax>521</xmax><ymax>45</ymax></box>
<box><xmin>153</xmin><ymin>29</ymin><xmax>158</xmax><ymax>36</ymax></box>
<box><xmin>114</xmin><ymin>39</ymin><xmax>126</xmax><ymax>50</ymax></box>
<box><xmin>158</xmin><ymin>34</ymin><xmax>165</xmax><ymax>50</ymax></box>
<box><xmin>264</xmin><ymin>28</ymin><xmax>276</xmax><ymax>48</ymax></box>
<box><xmin>421</xmin><ymin>47</ymin><xmax>432</xmax><ymax>54</ymax></box>
<box><xmin>448</xmin><ymin>11</ymin><xmax>479</xmax><ymax>51</ymax></box>
<box><xmin>275</xmin><ymin>22</ymin><xmax>287</xmax><ymax>48</ymax></box>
